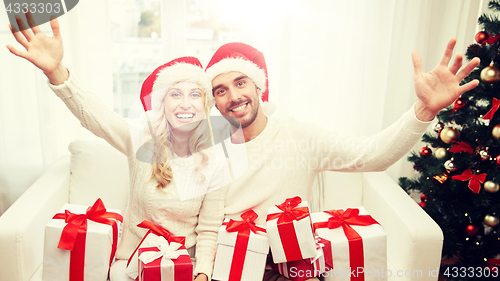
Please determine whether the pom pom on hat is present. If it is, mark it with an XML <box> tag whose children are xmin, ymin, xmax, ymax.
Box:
<box><xmin>206</xmin><ymin>42</ymin><xmax>275</xmax><ymax>115</ymax></box>
<box><xmin>140</xmin><ymin>56</ymin><xmax>212</xmax><ymax>112</ymax></box>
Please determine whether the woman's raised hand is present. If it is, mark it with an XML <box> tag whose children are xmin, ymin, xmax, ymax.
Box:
<box><xmin>6</xmin><ymin>12</ymin><xmax>68</xmax><ymax>85</ymax></box>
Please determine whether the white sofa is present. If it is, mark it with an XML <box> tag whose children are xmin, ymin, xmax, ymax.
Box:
<box><xmin>0</xmin><ymin>138</ymin><xmax>443</xmax><ymax>281</ymax></box>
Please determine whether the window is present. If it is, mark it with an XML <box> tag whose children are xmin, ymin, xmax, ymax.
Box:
<box><xmin>109</xmin><ymin>0</ymin><xmax>244</xmax><ymax>117</ymax></box>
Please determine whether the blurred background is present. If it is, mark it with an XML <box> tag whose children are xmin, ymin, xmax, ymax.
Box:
<box><xmin>0</xmin><ymin>0</ymin><xmax>487</xmax><ymax>214</ymax></box>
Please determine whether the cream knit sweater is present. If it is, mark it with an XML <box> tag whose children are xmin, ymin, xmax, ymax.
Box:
<box><xmin>48</xmin><ymin>71</ymin><xmax>230</xmax><ymax>279</ymax></box>
<box><xmin>221</xmin><ymin>105</ymin><xmax>431</xmax><ymax>226</ymax></box>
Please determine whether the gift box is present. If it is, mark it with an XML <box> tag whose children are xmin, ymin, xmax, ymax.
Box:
<box><xmin>42</xmin><ymin>198</ymin><xmax>123</xmax><ymax>281</ymax></box>
<box><xmin>311</xmin><ymin>206</ymin><xmax>387</xmax><ymax>281</ymax></box>
<box><xmin>271</xmin><ymin>237</ymin><xmax>334</xmax><ymax>281</ymax></box>
<box><xmin>212</xmin><ymin>210</ymin><xmax>269</xmax><ymax>281</ymax></box>
<box><xmin>126</xmin><ymin>221</ymin><xmax>187</xmax><ymax>280</ymax></box>
<box><xmin>266</xmin><ymin>196</ymin><xmax>316</xmax><ymax>263</ymax></box>
<box><xmin>137</xmin><ymin>237</ymin><xmax>193</xmax><ymax>281</ymax></box>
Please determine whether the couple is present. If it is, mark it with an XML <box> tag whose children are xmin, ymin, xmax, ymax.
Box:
<box><xmin>8</xmin><ymin>12</ymin><xmax>480</xmax><ymax>281</ymax></box>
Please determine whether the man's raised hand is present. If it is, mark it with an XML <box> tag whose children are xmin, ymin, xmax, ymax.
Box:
<box><xmin>412</xmin><ymin>37</ymin><xmax>480</xmax><ymax>121</ymax></box>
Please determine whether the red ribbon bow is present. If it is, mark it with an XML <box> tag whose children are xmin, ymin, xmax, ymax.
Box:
<box><xmin>482</xmin><ymin>98</ymin><xmax>500</xmax><ymax>121</ymax></box>
<box><xmin>266</xmin><ymin>197</ymin><xmax>312</xmax><ymax>262</ymax></box>
<box><xmin>266</xmin><ymin>196</ymin><xmax>309</xmax><ymax>223</ymax></box>
<box><xmin>483</xmin><ymin>33</ymin><xmax>500</xmax><ymax>45</ymax></box>
<box><xmin>313</xmin><ymin>208</ymin><xmax>379</xmax><ymax>281</ymax></box>
<box><xmin>451</xmin><ymin>169</ymin><xmax>487</xmax><ymax>194</ymax></box>
<box><xmin>137</xmin><ymin>220</ymin><xmax>186</xmax><ymax>245</ymax></box>
<box><xmin>225</xmin><ymin>210</ymin><xmax>266</xmax><ymax>234</ymax></box>
<box><xmin>126</xmin><ymin>220</ymin><xmax>186</xmax><ymax>268</ymax></box>
<box><xmin>449</xmin><ymin>141</ymin><xmax>474</xmax><ymax>154</ymax></box>
<box><xmin>487</xmin><ymin>258</ymin><xmax>500</xmax><ymax>273</ymax></box>
<box><xmin>223</xmin><ymin>210</ymin><xmax>266</xmax><ymax>281</ymax></box>
<box><xmin>52</xmin><ymin>198</ymin><xmax>123</xmax><ymax>281</ymax></box>
<box><xmin>313</xmin><ymin>208</ymin><xmax>379</xmax><ymax>230</ymax></box>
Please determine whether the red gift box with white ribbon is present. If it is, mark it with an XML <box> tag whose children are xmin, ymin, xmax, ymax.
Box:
<box><xmin>266</xmin><ymin>196</ymin><xmax>317</xmax><ymax>263</ymax></box>
<box><xmin>271</xmin><ymin>236</ymin><xmax>334</xmax><ymax>281</ymax></box>
<box><xmin>126</xmin><ymin>221</ymin><xmax>187</xmax><ymax>280</ymax></box>
<box><xmin>310</xmin><ymin>206</ymin><xmax>387</xmax><ymax>281</ymax></box>
<box><xmin>42</xmin><ymin>198</ymin><xmax>123</xmax><ymax>281</ymax></box>
<box><xmin>137</xmin><ymin>237</ymin><xmax>193</xmax><ymax>281</ymax></box>
<box><xmin>212</xmin><ymin>210</ymin><xmax>269</xmax><ymax>281</ymax></box>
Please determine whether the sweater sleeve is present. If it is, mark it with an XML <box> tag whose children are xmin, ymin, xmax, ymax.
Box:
<box><xmin>48</xmin><ymin>69</ymin><xmax>135</xmax><ymax>158</ymax></box>
<box><xmin>308</xmin><ymin>103</ymin><xmax>431</xmax><ymax>173</ymax></box>
<box><xmin>192</xmin><ymin>155</ymin><xmax>229</xmax><ymax>280</ymax></box>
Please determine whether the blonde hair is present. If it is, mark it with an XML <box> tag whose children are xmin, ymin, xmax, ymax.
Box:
<box><xmin>146</xmin><ymin>81</ymin><xmax>214</xmax><ymax>189</ymax></box>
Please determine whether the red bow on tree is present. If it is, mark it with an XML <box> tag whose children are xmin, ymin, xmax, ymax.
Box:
<box><xmin>451</xmin><ymin>169</ymin><xmax>487</xmax><ymax>194</ymax></box>
<box><xmin>449</xmin><ymin>141</ymin><xmax>474</xmax><ymax>154</ymax></box>
<box><xmin>485</xmin><ymin>34</ymin><xmax>500</xmax><ymax>45</ymax></box>
<box><xmin>482</xmin><ymin>98</ymin><xmax>500</xmax><ymax>121</ymax></box>
<box><xmin>486</xmin><ymin>258</ymin><xmax>500</xmax><ymax>273</ymax></box>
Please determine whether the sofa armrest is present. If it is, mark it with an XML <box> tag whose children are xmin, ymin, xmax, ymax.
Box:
<box><xmin>0</xmin><ymin>155</ymin><xmax>71</xmax><ymax>281</ymax></box>
<box><xmin>362</xmin><ymin>172</ymin><xmax>443</xmax><ymax>281</ymax></box>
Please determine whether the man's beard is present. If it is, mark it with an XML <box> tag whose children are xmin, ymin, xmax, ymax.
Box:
<box><xmin>224</xmin><ymin>98</ymin><xmax>259</xmax><ymax>129</ymax></box>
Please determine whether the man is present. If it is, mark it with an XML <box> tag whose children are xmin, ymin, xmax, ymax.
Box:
<box><xmin>205</xmin><ymin>41</ymin><xmax>479</xmax><ymax>280</ymax></box>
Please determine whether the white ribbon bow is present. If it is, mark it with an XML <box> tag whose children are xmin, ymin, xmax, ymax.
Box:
<box><xmin>138</xmin><ymin>236</ymin><xmax>184</xmax><ymax>264</ymax></box>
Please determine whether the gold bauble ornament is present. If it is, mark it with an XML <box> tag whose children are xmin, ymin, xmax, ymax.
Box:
<box><xmin>492</xmin><ymin>124</ymin><xmax>500</xmax><ymax>140</ymax></box>
<box><xmin>484</xmin><ymin>214</ymin><xmax>499</xmax><ymax>227</ymax></box>
<box><xmin>484</xmin><ymin>181</ymin><xmax>500</xmax><ymax>193</ymax></box>
<box><xmin>435</xmin><ymin>147</ymin><xmax>448</xmax><ymax>160</ymax></box>
<box><xmin>440</xmin><ymin>127</ymin><xmax>460</xmax><ymax>144</ymax></box>
<box><xmin>481</xmin><ymin>64</ymin><xmax>500</xmax><ymax>84</ymax></box>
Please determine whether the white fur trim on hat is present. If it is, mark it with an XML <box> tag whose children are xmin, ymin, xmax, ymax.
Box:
<box><xmin>152</xmin><ymin>62</ymin><xmax>212</xmax><ymax>96</ymax></box>
<box><xmin>206</xmin><ymin>57</ymin><xmax>267</xmax><ymax>93</ymax></box>
<box><xmin>151</xmin><ymin>62</ymin><xmax>214</xmax><ymax>110</ymax></box>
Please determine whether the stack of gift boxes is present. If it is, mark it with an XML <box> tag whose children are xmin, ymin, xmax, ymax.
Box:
<box><xmin>211</xmin><ymin>196</ymin><xmax>387</xmax><ymax>281</ymax></box>
<box><xmin>41</xmin><ymin>197</ymin><xmax>387</xmax><ymax>281</ymax></box>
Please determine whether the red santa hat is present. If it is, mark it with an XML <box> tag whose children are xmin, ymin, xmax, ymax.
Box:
<box><xmin>205</xmin><ymin>42</ymin><xmax>276</xmax><ymax>115</ymax></box>
<box><xmin>140</xmin><ymin>56</ymin><xmax>212</xmax><ymax>112</ymax></box>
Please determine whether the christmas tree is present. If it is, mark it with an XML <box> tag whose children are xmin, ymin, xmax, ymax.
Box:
<box><xmin>399</xmin><ymin>1</ymin><xmax>500</xmax><ymax>280</ymax></box>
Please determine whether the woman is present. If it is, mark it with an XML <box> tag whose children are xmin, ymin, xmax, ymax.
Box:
<box><xmin>7</xmin><ymin>13</ymin><xmax>230</xmax><ymax>281</ymax></box>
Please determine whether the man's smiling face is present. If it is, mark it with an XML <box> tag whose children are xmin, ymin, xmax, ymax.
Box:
<box><xmin>212</xmin><ymin>71</ymin><xmax>261</xmax><ymax>128</ymax></box>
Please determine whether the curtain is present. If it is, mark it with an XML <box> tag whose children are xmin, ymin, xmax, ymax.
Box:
<box><xmin>0</xmin><ymin>0</ymin><xmax>112</xmax><ymax>214</ymax></box>
<box><xmin>0</xmin><ymin>0</ymin><xmax>486</xmax><ymax>215</ymax></box>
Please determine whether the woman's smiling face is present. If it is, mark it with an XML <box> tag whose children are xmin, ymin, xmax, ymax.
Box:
<box><xmin>163</xmin><ymin>81</ymin><xmax>206</xmax><ymax>132</ymax></box>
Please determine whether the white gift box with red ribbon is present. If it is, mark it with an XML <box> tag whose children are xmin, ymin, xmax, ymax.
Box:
<box><xmin>310</xmin><ymin>206</ymin><xmax>387</xmax><ymax>281</ymax></box>
<box><xmin>42</xmin><ymin>199</ymin><xmax>122</xmax><ymax>281</ymax></box>
<box><xmin>212</xmin><ymin>210</ymin><xmax>269</xmax><ymax>281</ymax></box>
<box><xmin>266</xmin><ymin>197</ymin><xmax>317</xmax><ymax>263</ymax></box>
<box><xmin>137</xmin><ymin>236</ymin><xmax>193</xmax><ymax>281</ymax></box>
<box><xmin>125</xmin><ymin>221</ymin><xmax>187</xmax><ymax>280</ymax></box>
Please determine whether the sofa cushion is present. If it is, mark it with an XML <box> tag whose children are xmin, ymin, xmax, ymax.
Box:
<box><xmin>68</xmin><ymin>139</ymin><xmax>129</xmax><ymax>212</ymax></box>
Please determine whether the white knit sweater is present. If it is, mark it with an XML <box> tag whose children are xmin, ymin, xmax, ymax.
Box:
<box><xmin>221</xmin><ymin>105</ymin><xmax>431</xmax><ymax>226</ymax></box>
<box><xmin>48</xmin><ymin>71</ymin><xmax>230</xmax><ymax>279</ymax></box>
